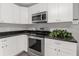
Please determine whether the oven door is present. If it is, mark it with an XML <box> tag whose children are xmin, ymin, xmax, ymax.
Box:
<box><xmin>28</xmin><ymin>36</ymin><xmax>44</xmax><ymax>56</ymax></box>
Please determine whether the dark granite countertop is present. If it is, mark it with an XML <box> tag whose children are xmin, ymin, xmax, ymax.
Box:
<box><xmin>0</xmin><ymin>30</ymin><xmax>50</xmax><ymax>39</ymax></box>
<box><xmin>0</xmin><ymin>30</ymin><xmax>30</xmax><ymax>39</ymax></box>
<box><xmin>45</xmin><ymin>36</ymin><xmax>77</xmax><ymax>43</ymax></box>
<box><xmin>0</xmin><ymin>30</ymin><xmax>77</xmax><ymax>43</ymax></box>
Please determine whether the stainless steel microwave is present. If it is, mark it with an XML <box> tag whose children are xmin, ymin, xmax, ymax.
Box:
<box><xmin>32</xmin><ymin>11</ymin><xmax>47</xmax><ymax>23</ymax></box>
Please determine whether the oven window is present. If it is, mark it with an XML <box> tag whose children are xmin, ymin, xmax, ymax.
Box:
<box><xmin>29</xmin><ymin>38</ymin><xmax>41</xmax><ymax>52</ymax></box>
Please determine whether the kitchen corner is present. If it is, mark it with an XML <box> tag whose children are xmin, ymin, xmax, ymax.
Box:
<box><xmin>0</xmin><ymin>3</ymin><xmax>79</xmax><ymax>56</ymax></box>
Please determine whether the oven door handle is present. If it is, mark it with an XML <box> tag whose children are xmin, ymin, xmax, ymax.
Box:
<box><xmin>29</xmin><ymin>36</ymin><xmax>43</xmax><ymax>40</ymax></box>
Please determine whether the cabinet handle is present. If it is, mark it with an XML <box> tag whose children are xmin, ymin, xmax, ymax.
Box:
<box><xmin>55</xmin><ymin>42</ymin><xmax>61</xmax><ymax>45</ymax></box>
<box><xmin>58</xmin><ymin>49</ymin><xmax>60</xmax><ymax>52</ymax></box>
<box><xmin>1</xmin><ymin>45</ymin><xmax>8</xmax><ymax>48</ymax></box>
<box><xmin>73</xmin><ymin>19</ymin><xmax>78</xmax><ymax>21</ymax></box>
<box><xmin>5</xmin><ymin>45</ymin><xmax>8</xmax><ymax>48</ymax></box>
<box><xmin>2</xmin><ymin>46</ymin><xmax>4</xmax><ymax>48</ymax></box>
<box><xmin>54</xmin><ymin>49</ymin><xmax>56</xmax><ymax>51</ymax></box>
<box><xmin>56</xmin><ymin>19</ymin><xmax>61</xmax><ymax>21</ymax></box>
<box><xmin>2</xmin><ymin>40</ymin><xmax>7</xmax><ymax>42</ymax></box>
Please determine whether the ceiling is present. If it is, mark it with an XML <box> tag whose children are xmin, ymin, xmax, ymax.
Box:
<box><xmin>15</xmin><ymin>3</ymin><xmax>38</xmax><ymax>7</ymax></box>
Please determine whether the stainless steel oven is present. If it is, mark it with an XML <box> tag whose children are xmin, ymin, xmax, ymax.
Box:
<box><xmin>28</xmin><ymin>35</ymin><xmax>44</xmax><ymax>56</ymax></box>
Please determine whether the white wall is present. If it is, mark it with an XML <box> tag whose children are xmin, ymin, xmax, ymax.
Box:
<box><xmin>19</xmin><ymin>6</ymin><xmax>28</xmax><ymax>24</ymax></box>
<box><xmin>0</xmin><ymin>27</ymin><xmax>26</xmax><ymax>32</ymax></box>
<box><xmin>0</xmin><ymin>23</ymin><xmax>29</xmax><ymax>32</ymax></box>
<box><xmin>67</xmin><ymin>24</ymin><xmax>79</xmax><ymax>55</ymax></box>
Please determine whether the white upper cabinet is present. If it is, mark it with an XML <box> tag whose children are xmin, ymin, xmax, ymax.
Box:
<box><xmin>48</xmin><ymin>3</ymin><xmax>73</xmax><ymax>23</ymax></box>
<box><xmin>0</xmin><ymin>4</ymin><xmax>1</xmax><ymax>22</ymax></box>
<box><xmin>48</xmin><ymin>3</ymin><xmax>59</xmax><ymax>22</ymax></box>
<box><xmin>0</xmin><ymin>3</ymin><xmax>28</xmax><ymax>24</ymax></box>
<box><xmin>29</xmin><ymin>3</ymin><xmax>48</xmax><ymax>14</ymax></box>
<box><xmin>28</xmin><ymin>3</ymin><xmax>73</xmax><ymax>24</ymax></box>
<box><xmin>0</xmin><ymin>3</ymin><xmax>73</xmax><ymax>24</ymax></box>
<box><xmin>0</xmin><ymin>3</ymin><xmax>13</xmax><ymax>23</ymax></box>
<box><xmin>11</xmin><ymin>4</ymin><xmax>20</xmax><ymax>24</ymax></box>
<box><xmin>19</xmin><ymin>7</ymin><xmax>28</xmax><ymax>24</ymax></box>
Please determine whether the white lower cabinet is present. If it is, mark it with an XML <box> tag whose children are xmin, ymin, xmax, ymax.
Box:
<box><xmin>4</xmin><ymin>37</ymin><xmax>17</xmax><ymax>56</ymax></box>
<box><xmin>0</xmin><ymin>35</ymin><xmax>28</xmax><ymax>56</ymax></box>
<box><xmin>0</xmin><ymin>36</ymin><xmax>17</xmax><ymax>56</ymax></box>
<box><xmin>45</xmin><ymin>47</ymin><xmax>58</xmax><ymax>56</ymax></box>
<box><xmin>17</xmin><ymin>35</ymin><xmax>28</xmax><ymax>53</ymax></box>
<box><xmin>0</xmin><ymin>40</ymin><xmax>3</xmax><ymax>55</ymax></box>
<box><xmin>45</xmin><ymin>38</ymin><xmax>77</xmax><ymax>56</ymax></box>
<box><xmin>25</xmin><ymin>35</ymin><xmax>28</xmax><ymax>52</ymax></box>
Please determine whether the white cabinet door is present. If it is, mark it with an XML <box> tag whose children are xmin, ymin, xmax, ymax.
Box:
<box><xmin>48</xmin><ymin>3</ymin><xmax>59</xmax><ymax>23</ymax></box>
<box><xmin>0</xmin><ymin>38</ymin><xmax>17</xmax><ymax>56</ymax></box>
<box><xmin>11</xmin><ymin>4</ymin><xmax>28</xmax><ymax>24</ymax></box>
<box><xmin>19</xmin><ymin>7</ymin><xmax>28</xmax><ymax>24</ymax></box>
<box><xmin>3</xmin><ymin>36</ymin><xmax>17</xmax><ymax>56</ymax></box>
<box><xmin>11</xmin><ymin>4</ymin><xmax>20</xmax><ymax>24</ymax></box>
<box><xmin>0</xmin><ymin>3</ymin><xmax>28</xmax><ymax>24</ymax></box>
<box><xmin>0</xmin><ymin>35</ymin><xmax>28</xmax><ymax>56</ymax></box>
<box><xmin>58</xmin><ymin>41</ymin><xmax>77</xmax><ymax>56</ymax></box>
<box><xmin>0</xmin><ymin>3</ymin><xmax>13</xmax><ymax>23</ymax></box>
<box><xmin>29</xmin><ymin>3</ymin><xmax>48</xmax><ymax>14</ymax></box>
<box><xmin>25</xmin><ymin>35</ymin><xmax>28</xmax><ymax>52</ymax></box>
<box><xmin>48</xmin><ymin>3</ymin><xmax>73</xmax><ymax>23</ymax></box>
<box><xmin>58</xmin><ymin>48</ymin><xmax>76</xmax><ymax>56</ymax></box>
<box><xmin>58</xmin><ymin>3</ymin><xmax>73</xmax><ymax>22</ymax></box>
<box><xmin>45</xmin><ymin>38</ymin><xmax>58</xmax><ymax>56</ymax></box>
<box><xmin>0</xmin><ymin>3</ymin><xmax>20</xmax><ymax>23</ymax></box>
<box><xmin>0</xmin><ymin>40</ymin><xmax>3</xmax><ymax>56</ymax></box>
<box><xmin>4</xmin><ymin>35</ymin><xmax>27</xmax><ymax>56</ymax></box>
<box><xmin>12</xmin><ymin>5</ymin><xmax>28</xmax><ymax>24</ymax></box>
<box><xmin>17</xmin><ymin>35</ymin><xmax>27</xmax><ymax>53</ymax></box>
<box><xmin>45</xmin><ymin>46</ymin><xmax>58</xmax><ymax>56</ymax></box>
<box><xmin>0</xmin><ymin>47</ymin><xmax>3</xmax><ymax>56</ymax></box>
<box><xmin>28</xmin><ymin>8</ymin><xmax>32</xmax><ymax>24</ymax></box>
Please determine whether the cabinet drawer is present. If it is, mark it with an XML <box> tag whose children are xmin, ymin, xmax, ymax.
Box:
<box><xmin>45</xmin><ymin>38</ymin><xmax>59</xmax><ymax>47</ymax></box>
<box><xmin>55</xmin><ymin>40</ymin><xmax>77</xmax><ymax>51</ymax></box>
<box><xmin>45</xmin><ymin>38</ymin><xmax>77</xmax><ymax>51</ymax></box>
